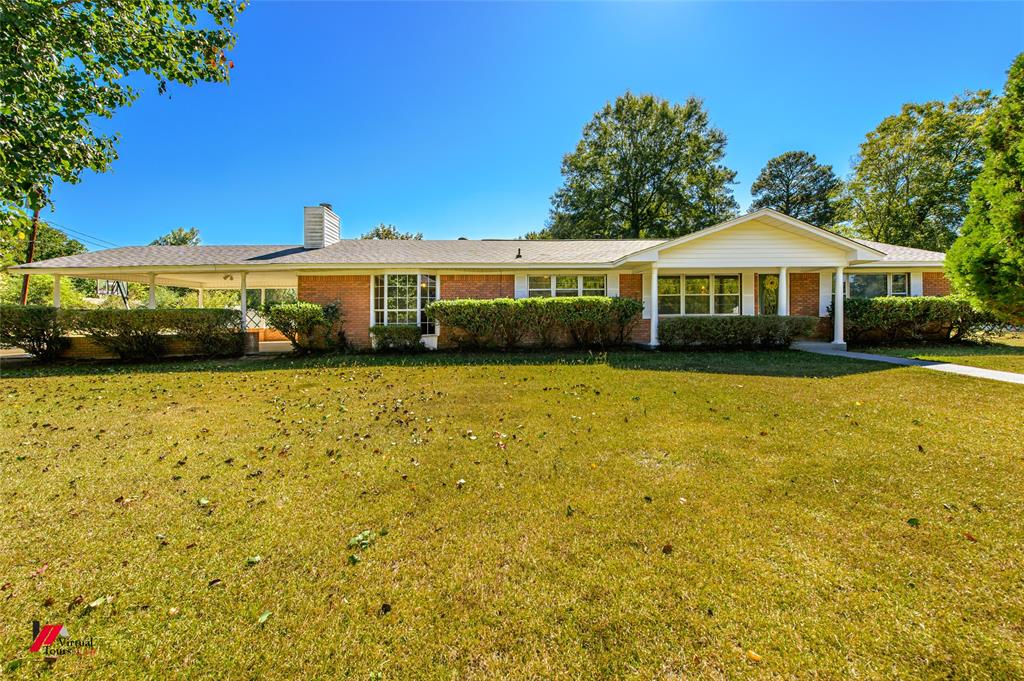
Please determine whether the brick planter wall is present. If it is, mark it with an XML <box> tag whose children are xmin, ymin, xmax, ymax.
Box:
<box><xmin>923</xmin><ymin>271</ymin><xmax>951</xmax><ymax>296</ymax></box>
<box><xmin>297</xmin><ymin>275</ymin><xmax>372</xmax><ymax>349</ymax></box>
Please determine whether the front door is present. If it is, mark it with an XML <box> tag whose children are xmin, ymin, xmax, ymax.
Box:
<box><xmin>758</xmin><ymin>274</ymin><xmax>779</xmax><ymax>315</ymax></box>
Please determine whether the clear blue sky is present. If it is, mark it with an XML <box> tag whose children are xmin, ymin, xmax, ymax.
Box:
<box><xmin>44</xmin><ymin>1</ymin><xmax>1023</xmax><ymax>249</ymax></box>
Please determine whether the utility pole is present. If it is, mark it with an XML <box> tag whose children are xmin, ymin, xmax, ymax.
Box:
<box><xmin>19</xmin><ymin>206</ymin><xmax>41</xmax><ymax>305</ymax></box>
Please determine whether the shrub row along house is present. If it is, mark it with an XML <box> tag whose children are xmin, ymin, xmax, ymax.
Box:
<box><xmin>10</xmin><ymin>205</ymin><xmax>950</xmax><ymax>350</ymax></box>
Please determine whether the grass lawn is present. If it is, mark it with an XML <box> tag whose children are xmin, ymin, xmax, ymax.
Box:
<box><xmin>1</xmin><ymin>350</ymin><xmax>1022</xmax><ymax>679</ymax></box>
<box><xmin>859</xmin><ymin>332</ymin><xmax>1024</xmax><ymax>373</ymax></box>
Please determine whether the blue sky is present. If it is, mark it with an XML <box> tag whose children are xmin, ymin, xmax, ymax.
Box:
<box><xmin>44</xmin><ymin>1</ymin><xmax>1023</xmax><ymax>249</ymax></box>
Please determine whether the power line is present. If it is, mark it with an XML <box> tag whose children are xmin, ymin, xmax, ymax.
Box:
<box><xmin>39</xmin><ymin>219</ymin><xmax>122</xmax><ymax>249</ymax></box>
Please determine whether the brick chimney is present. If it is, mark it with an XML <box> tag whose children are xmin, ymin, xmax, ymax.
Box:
<box><xmin>303</xmin><ymin>203</ymin><xmax>340</xmax><ymax>249</ymax></box>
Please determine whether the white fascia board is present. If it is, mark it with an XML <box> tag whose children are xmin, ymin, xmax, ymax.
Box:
<box><xmin>846</xmin><ymin>262</ymin><xmax>945</xmax><ymax>269</ymax></box>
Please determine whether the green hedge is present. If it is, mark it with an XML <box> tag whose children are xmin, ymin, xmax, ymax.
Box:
<box><xmin>67</xmin><ymin>309</ymin><xmax>244</xmax><ymax>360</ymax></box>
<box><xmin>658</xmin><ymin>316</ymin><xmax>818</xmax><ymax>349</ymax></box>
<box><xmin>0</xmin><ymin>307</ymin><xmax>245</xmax><ymax>361</ymax></box>
<box><xmin>370</xmin><ymin>324</ymin><xmax>424</xmax><ymax>352</ymax></box>
<box><xmin>267</xmin><ymin>302</ymin><xmax>344</xmax><ymax>354</ymax></box>
<box><xmin>0</xmin><ymin>306</ymin><xmax>70</xmax><ymax>360</ymax></box>
<box><xmin>834</xmin><ymin>295</ymin><xmax>999</xmax><ymax>344</ymax></box>
<box><xmin>425</xmin><ymin>296</ymin><xmax>644</xmax><ymax>349</ymax></box>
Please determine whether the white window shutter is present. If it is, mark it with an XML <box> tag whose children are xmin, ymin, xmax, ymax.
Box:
<box><xmin>607</xmin><ymin>272</ymin><xmax>619</xmax><ymax>297</ymax></box>
<box><xmin>641</xmin><ymin>272</ymin><xmax>651</xmax><ymax>319</ymax></box>
<box><xmin>514</xmin><ymin>274</ymin><xmax>528</xmax><ymax>299</ymax></box>
<box><xmin>910</xmin><ymin>272</ymin><xmax>924</xmax><ymax>296</ymax></box>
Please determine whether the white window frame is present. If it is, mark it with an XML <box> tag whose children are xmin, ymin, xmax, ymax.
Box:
<box><xmin>526</xmin><ymin>274</ymin><xmax>607</xmax><ymax>298</ymax></box>
<box><xmin>372</xmin><ymin>273</ymin><xmax>438</xmax><ymax>334</ymax></box>
<box><xmin>844</xmin><ymin>272</ymin><xmax>911</xmax><ymax>299</ymax></box>
<box><xmin>658</xmin><ymin>274</ymin><xmax>742</xmax><ymax>316</ymax></box>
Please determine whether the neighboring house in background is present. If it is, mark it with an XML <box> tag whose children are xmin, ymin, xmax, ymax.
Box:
<box><xmin>10</xmin><ymin>206</ymin><xmax>950</xmax><ymax>350</ymax></box>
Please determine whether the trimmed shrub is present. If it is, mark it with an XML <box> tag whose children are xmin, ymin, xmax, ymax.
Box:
<box><xmin>0</xmin><ymin>305</ymin><xmax>70</xmax><ymax>360</ymax></box>
<box><xmin>835</xmin><ymin>295</ymin><xmax>1001</xmax><ymax>344</ymax></box>
<box><xmin>518</xmin><ymin>297</ymin><xmax>562</xmax><ymax>347</ymax></box>
<box><xmin>172</xmin><ymin>309</ymin><xmax>244</xmax><ymax>357</ymax></box>
<box><xmin>658</xmin><ymin>316</ymin><xmax>818</xmax><ymax>349</ymax></box>
<box><xmin>427</xmin><ymin>296</ymin><xmax>644</xmax><ymax>349</ymax></box>
<box><xmin>549</xmin><ymin>296</ymin><xmax>612</xmax><ymax>347</ymax></box>
<box><xmin>67</xmin><ymin>309</ymin><xmax>172</xmax><ymax>361</ymax></box>
<box><xmin>370</xmin><ymin>324</ymin><xmax>424</xmax><ymax>352</ymax></box>
<box><xmin>267</xmin><ymin>302</ymin><xmax>343</xmax><ymax>354</ymax></box>
<box><xmin>425</xmin><ymin>299</ymin><xmax>498</xmax><ymax>348</ymax></box>
<box><xmin>63</xmin><ymin>309</ymin><xmax>246</xmax><ymax>361</ymax></box>
<box><xmin>488</xmin><ymin>298</ymin><xmax>532</xmax><ymax>349</ymax></box>
<box><xmin>607</xmin><ymin>296</ymin><xmax>645</xmax><ymax>345</ymax></box>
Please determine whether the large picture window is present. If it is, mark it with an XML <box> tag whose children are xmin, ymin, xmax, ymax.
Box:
<box><xmin>846</xmin><ymin>272</ymin><xmax>910</xmax><ymax>299</ymax></box>
<box><xmin>527</xmin><ymin>274</ymin><xmax>606</xmax><ymax>297</ymax></box>
<box><xmin>658</xmin><ymin>274</ymin><xmax>741</xmax><ymax>315</ymax></box>
<box><xmin>373</xmin><ymin>274</ymin><xmax>438</xmax><ymax>334</ymax></box>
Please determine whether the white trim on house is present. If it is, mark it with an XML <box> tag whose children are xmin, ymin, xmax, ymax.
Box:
<box><xmin>614</xmin><ymin>209</ymin><xmax>886</xmax><ymax>265</ymax></box>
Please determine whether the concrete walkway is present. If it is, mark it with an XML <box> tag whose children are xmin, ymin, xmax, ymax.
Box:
<box><xmin>793</xmin><ymin>341</ymin><xmax>1024</xmax><ymax>385</ymax></box>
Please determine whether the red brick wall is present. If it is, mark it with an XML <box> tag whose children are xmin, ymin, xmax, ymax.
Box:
<box><xmin>789</xmin><ymin>272</ymin><xmax>820</xmax><ymax>317</ymax></box>
<box><xmin>297</xmin><ymin>275</ymin><xmax>371</xmax><ymax>349</ymax></box>
<box><xmin>439</xmin><ymin>274</ymin><xmax>514</xmax><ymax>300</ymax></box>
<box><xmin>619</xmin><ymin>273</ymin><xmax>651</xmax><ymax>344</ymax></box>
<box><xmin>923</xmin><ymin>271</ymin><xmax>951</xmax><ymax>296</ymax></box>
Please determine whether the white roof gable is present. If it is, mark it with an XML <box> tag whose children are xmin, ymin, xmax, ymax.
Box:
<box><xmin>618</xmin><ymin>209</ymin><xmax>886</xmax><ymax>266</ymax></box>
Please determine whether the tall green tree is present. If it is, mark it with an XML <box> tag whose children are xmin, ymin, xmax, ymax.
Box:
<box><xmin>0</xmin><ymin>216</ymin><xmax>85</xmax><ymax>269</ymax></box>
<box><xmin>749</xmin><ymin>151</ymin><xmax>842</xmax><ymax>226</ymax></box>
<box><xmin>151</xmin><ymin>227</ymin><xmax>201</xmax><ymax>246</ymax></box>
<box><xmin>946</xmin><ymin>54</ymin><xmax>1024</xmax><ymax>323</ymax></box>
<box><xmin>360</xmin><ymin>224</ymin><xmax>423</xmax><ymax>240</ymax></box>
<box><xmin>540</xmin><ymin>92</ymin><xmax>738</xmax><ymax>239</ymax></box>
<box><xmin>0</xmin><ymin>0</ymin><xmax>243</xmax><ymax>224</ymax></box>
<box><xmin>845</xmin><ymin>92</ymin><xmax>993</xmax><ymax>251</ymax></box>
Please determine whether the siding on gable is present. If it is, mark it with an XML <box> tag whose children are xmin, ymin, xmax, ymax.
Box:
<box><xmin>656</xmin><ymin>219</ymin><xmax>849</xmax><ymax>268</ymax></box>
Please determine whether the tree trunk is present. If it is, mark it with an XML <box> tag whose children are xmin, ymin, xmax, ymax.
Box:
<box><xmin>19</xmin><ymin>207</ymin><xmax>41</xmax><ymax>305</ymax></box>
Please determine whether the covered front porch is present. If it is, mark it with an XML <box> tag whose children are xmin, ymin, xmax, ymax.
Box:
<box><xmin>640</xmin><ymin>265</ymin><xmax>847</xmax><ymax>347</ymax></box>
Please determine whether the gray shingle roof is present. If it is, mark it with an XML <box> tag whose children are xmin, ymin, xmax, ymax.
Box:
<box><xmin>849</xmin><ymin>239</ymin><xmax>945</xmax><ymax>263</ymax></box>
<box><xmin>11</xmin><ymin>234</ymin><xmax>944</xmax><ymax>271</ymax></box>
<box><xmin>14</xmin><ymin>239</ymin><xmax>666</xmax><ymax>270</ymax></box>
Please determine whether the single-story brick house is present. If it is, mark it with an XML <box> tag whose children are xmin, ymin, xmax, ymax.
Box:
<box><xmin>11</xmin><ymin>205</ymin><xmax>950</xmax><ymax>350</ymax></box>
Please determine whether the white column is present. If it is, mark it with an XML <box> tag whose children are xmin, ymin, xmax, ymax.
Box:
<box><xmin>52</xmin><ymin>275</ymin><xmax>61</xmax><ymax>308</ymax></box>
<box><xmin>239</xmin><ymin>272</ymin><xmax>248</xmax><ymax>330</ymax></box>
<box><xmin>778</xmin><ymin>267</ymin><xmax>789</xmax><ymax>316</ymax></box>
<box><xmin>833</xmin><ymin>266</ymin><xmax>845</xmax><ymax>345</ymax></box>
<box><xmin>197</xmin><ymin>287</ymin><xmax>205</xmax><ymax>308</ymax></box>
<box><xmin>147</xmin><ymin>273</ymin><xmax>156</xmax><ymax>309</ymax></box>
<box><xmin>649</xmin><ymin>267</ymin><xmax>659</xmax><ymax>347</ymax></box>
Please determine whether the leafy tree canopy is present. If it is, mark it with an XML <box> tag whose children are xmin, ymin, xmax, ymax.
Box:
<box><xmin>538</xmin><ymin>92</ymin><xmax>738</xmax><ymax>239</ymax></box>
<box><xmin>947</xmin><ymin>53</ymin><xmax>1024</xmax><ymax>323</ymax></box>
<box><xmin>0</xmin><ymin>0</ymin><xmax>242</xmax><ymax>220</ymax></box>
<box><xmin>845</xmin><ymin>91</ymin><xmax>993</xmax><ymax>252</ymax></box>
<box><xmin>750</xmin><ymin>151</ymin><xmax>842</xmax><ymax>226</ymax></box>
<box><xmin>0</xmin><ymin>215</ymin><xmax>86</xmax><ymax>269</ymax></box>
<box><xmin>360</xmin><ymin>224</ymin><xmax>423</xmax><ymax>240</ymax></box>
<box><xmin>151</xmin><ymin>227</ymin><xmax>201</xmax><ymax>246</ymax></box>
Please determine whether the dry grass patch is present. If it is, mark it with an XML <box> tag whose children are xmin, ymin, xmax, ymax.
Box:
<box><xmin>1</xmin><ymin>351</ymin><xmax>1022</xmax><ymax>679</ymax></box>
